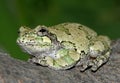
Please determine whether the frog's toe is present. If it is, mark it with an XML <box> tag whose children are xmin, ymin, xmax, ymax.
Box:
<box><xmin>28</xmin><ymin>57</ymin><xmax>38</xmax><ymax>63</ymax></box>
<box><xmin>90</xmin><ymin>58</ymin><xmax>106</xmax><ymax>71</ymax></box>
<box><xmin>91</xmin><ymin>65</ymin><xmax>98</xmax><ymax>71</ymax></box>
<box><xmin>79</xmin><ymin>60</ymin><xmax>92</xmax><ymax>71</ymax></box>
<box><xmin>80</xmin><ymin>64</ymin><xmax>88</xmax><ymax>71</ymax></box>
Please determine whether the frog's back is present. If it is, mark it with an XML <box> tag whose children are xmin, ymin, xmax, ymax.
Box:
<box><xmin>48</xmin><ymin>23</ymin><xmax>97</xmax><ymax>54</ymax></box>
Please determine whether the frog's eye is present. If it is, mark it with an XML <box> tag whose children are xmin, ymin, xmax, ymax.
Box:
<box><xmin>39</xmin><ymin>28</ymin><xmax>47</xmax><ymax>33</ymax></box>
<box><xmin>37</xmin><ymin>28</ymin><xmax>48</xmax><ymax>36</ymax></box>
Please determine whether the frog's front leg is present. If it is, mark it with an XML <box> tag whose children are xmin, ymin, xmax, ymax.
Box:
<box><xmin>89</xmin><ymin>36</ymin><xmax>111</xmax><ymax>71</ymax></box>
<box><xmin>28</xmin><ymin>56</ymin><xmax>50</xmax><ymax>66</ymax></box>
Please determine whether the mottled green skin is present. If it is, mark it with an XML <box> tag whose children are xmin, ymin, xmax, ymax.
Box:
<box><xmin>17</xmin><ymin>23</ymin><xmax>111</xmax><ymax>71</ymax></box>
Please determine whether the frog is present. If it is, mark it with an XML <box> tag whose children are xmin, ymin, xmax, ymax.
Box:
<box><xmin>17</xmin><ymin>23</ymin><xmax>111</xmax><ymax>71</ymax></box>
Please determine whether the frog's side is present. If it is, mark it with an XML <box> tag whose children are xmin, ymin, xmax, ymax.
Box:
<box><xmin>17</xmin><ymin>23</ymin><xmax>111</xmax><ymax>71</ymax></box>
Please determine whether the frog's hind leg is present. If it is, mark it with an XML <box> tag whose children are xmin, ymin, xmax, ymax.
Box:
<box><xmin>89</xmin><ymin>51</ymin><xmax>110</xmax><ymax>71</ymax></box>
<box><xmin>89</xmin><ymin>35</ymin><xmax>111</xmax><ymax>71</ymax></box>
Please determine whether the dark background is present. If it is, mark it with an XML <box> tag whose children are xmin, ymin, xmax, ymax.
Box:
<box><xmin>0</xmin><ymin>0</ymin><xmax>120</xmax><ymax>60</ymax></box>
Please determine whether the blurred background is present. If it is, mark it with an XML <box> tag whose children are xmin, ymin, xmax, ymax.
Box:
<box><xmin>0</xmin><ymin>0</ymin><xmax>120</xmax><ymax>60</ymax></box>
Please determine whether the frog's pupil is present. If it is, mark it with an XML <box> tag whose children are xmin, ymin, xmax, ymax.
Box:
<box><xmin>39</xmin><ymin>29</ymin><xmax>47</xmax><ymax>32</ymax></box>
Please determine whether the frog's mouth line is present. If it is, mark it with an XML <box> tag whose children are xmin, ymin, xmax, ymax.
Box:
<box><xmin>17</xmin><ymin>38</ymin><xmax>36</xmax><ymax>46</ymax></box>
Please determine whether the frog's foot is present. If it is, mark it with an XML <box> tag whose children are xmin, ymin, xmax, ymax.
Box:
<box><xmin>88</xmin><ymin>35</ymin><xmax>111</xmax><ymax>71</ymax></box>
<box><xmin>79</xmin><ymin>61</ymin><xmax>90</xmax><ymax>71</ymax></box>
<box><xmin>89</xmin><ymin>51</ymin><xmax>110</xmax><ymax>71</ymax></box>
<box><xmin>28</xmin><ymin>57</ymin><xmax>38</xmax><ymax>63</ymax></box>
<box><xmin>76</xmin><ymin>56</ymin><xmax>91</xmax><ymax>71</ymax></box>
<box><xmin>77</xmin><ymin>52</ymin><xmax>110</xmax><ymax>71</ymax></box>
<box><xmin>28</xmin><ymin>57</ymin><xmax>49</xmax><ymax>66</ymax></box>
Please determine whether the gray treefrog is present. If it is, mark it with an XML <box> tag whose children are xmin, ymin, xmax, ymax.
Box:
<box><xmin>17</xmin><ymin>23</ymin><xmax>111</xmax><ymax>71</ymax></box>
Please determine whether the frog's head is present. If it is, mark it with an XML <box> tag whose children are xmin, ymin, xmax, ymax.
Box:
<box><xmin>17</xmin><ymin>25</ymin><xmax>54</xmax><ymax>56</ymax></box>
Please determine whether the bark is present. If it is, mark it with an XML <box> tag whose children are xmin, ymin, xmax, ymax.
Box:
<box><xmin>0</xmin><ymin>39</ymin><xmax>120</xmax><ymax>83</ymax></box>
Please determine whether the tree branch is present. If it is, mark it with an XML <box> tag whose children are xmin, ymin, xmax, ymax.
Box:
<box><xmin>0</xmin><ymin>39</ymin><xmax>120</xmax><ymax>83</ymax></box>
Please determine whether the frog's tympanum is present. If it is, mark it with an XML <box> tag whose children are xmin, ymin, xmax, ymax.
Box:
<box><xmin>17</xmin><ymin>23</ymin><xmax>111</xmax><ymax>71</ymax></box>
